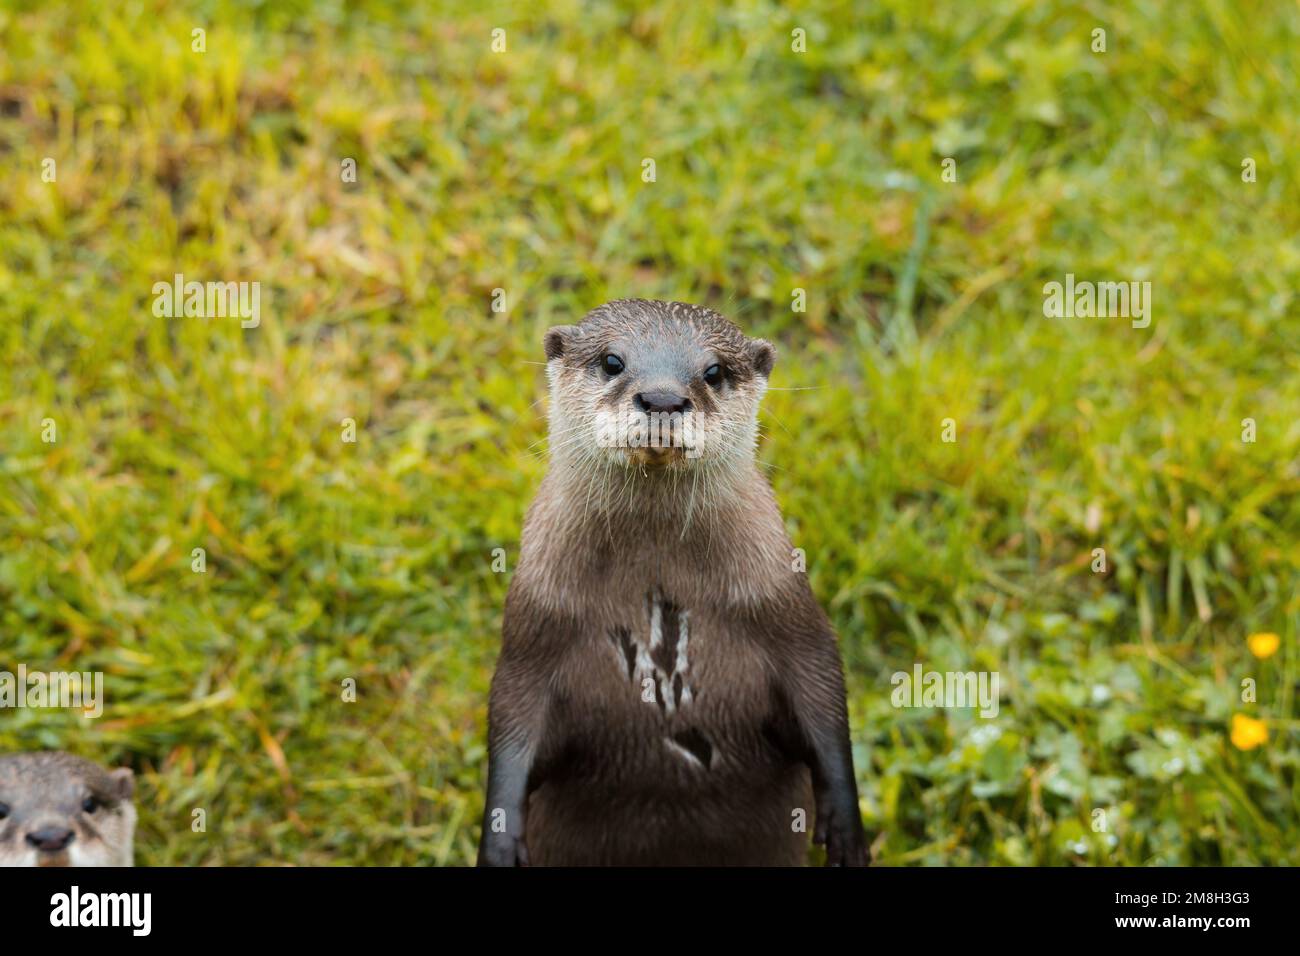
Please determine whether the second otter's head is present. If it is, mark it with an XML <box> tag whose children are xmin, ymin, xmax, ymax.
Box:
<box><xmin>0</xmin><ymin>752</ymin><xmax>136</xmax><ymax>868</ymax></box>
<box><xmin>543</xmin><ymin>300</ymin><xmax>776</xmax><ymax>474</ymax></box>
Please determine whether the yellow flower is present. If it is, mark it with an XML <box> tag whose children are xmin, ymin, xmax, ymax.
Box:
<box><xmin>1247</xmin><ymin>632</ymin><xmax>1280</xmax><ymax>659</ymax></box>
<box><xmin>1230</xmin><ymin>714</ymin><xmax>1268</xmax><ymax>751</ymax></box>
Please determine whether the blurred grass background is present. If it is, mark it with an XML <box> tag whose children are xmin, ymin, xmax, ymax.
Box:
<box><xmin>1</xmin><ymin>0</ymin><xmax>1297</xmax><ymax>865</ymax></box>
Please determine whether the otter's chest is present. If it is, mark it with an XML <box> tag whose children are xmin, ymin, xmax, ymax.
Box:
<box><xmin>551</xmin><ymin>589</ymin><xmax>778</xmax><ymax>771</ymax></box>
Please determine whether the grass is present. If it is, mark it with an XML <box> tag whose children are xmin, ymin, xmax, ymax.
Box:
<box><xmin>0</xmin><ymin>0</ymin><xmax>1297</xmax><ymax>866</ymax></box>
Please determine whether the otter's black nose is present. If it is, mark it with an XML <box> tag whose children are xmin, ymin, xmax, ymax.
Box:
<box><xmin>635</xmin><ymin>391</ymin><xmax>691</xmax><ymax>414</ymax></box>
<box><xmin>27</xmin><ymin>827</ymin><xmax>74</xmax><ymax>852</ymax></box>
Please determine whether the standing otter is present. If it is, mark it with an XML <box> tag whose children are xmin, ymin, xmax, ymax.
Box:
<box><xmin>479</xmin><ymin>299</ymin><xmax>867</xmax><ymax>866</ymax></box>
<box><xmin>0</xmin><ymin>751</ymin><xmax>136</xmax><ymax>867</ymax></box>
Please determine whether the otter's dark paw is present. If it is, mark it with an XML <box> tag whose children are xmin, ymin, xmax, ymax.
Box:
<box><xmin>477</xmin><ymin>832</ymin><xmax>530</xmax><ymax>867</ymax></box>
<box><xmin>815</xmin><ymin>807</ymin><xmax>868</xmax><ymax>867</ymax></box>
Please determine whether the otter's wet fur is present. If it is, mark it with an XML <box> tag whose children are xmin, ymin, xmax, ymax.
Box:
<box><xmin>479</xmin><ymin>299</ymin><xmax>867</xmax><ymax>866</ymax></box>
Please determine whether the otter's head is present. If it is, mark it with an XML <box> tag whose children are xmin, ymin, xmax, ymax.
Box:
<box><xmin>543</xmin><ymin>300</ymin><xmax>775</xmax><ymax>475</ymax></box>
<box><xmin>0</xmin><ymin>752</ymin><xmax>136</xmax><ymax>867</ymax></box>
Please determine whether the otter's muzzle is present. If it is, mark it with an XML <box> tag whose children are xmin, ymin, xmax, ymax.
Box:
<box><xmin>27</xmin><ymin>827</ymin><xmax>75</xmax><ymax>852</ymax></box>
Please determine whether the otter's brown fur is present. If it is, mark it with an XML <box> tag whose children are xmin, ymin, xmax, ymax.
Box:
<box><xmin>479</xmin><ymin>299</ymin><xmax>866</xmax><ymax>866</ymax></box>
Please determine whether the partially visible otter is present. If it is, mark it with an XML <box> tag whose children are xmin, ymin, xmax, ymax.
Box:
<box><xmin>0</xmin><ymin>752</ymin><xmax>136</xmax><ymax>867</ymax></box>
<box><xmin>479</xmin><ymin>299</ymin><xmax>867</xmax><ymax>866</ymax></box>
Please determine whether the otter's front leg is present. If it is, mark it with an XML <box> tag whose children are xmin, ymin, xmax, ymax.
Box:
<box><xmin>477</xmin><ymin>650</ymin><xmax>550</xmax><ymax>867</ymax></box>
<box><xmin>807</xmin><ymin>725</ymin><xmax>867</xmax><ymax>866</ymax></box>
<box><xmin>478</xmin><ymin>744</ymin><xmax>533</xmax><ymax>866</ymax></box>
<box><xmin>779</xmin><ymin>629</ymin><xmax>868</xmax><ymax>867</ymax></box>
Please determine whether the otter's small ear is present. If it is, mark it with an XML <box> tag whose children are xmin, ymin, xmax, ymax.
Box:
<box><xmin>543</xmin><ymin>326</ymin><xmax>576</xmax><ymax>362</ymax></box>
<box><xmin>749</xmin><ymin>338</ymin><xmax>776</xmax><ymax>378</ymax></box>
<box><xmin>110</xmin><ymin>767</ymin><xmax>134</xmax><ymax>801</ymax></box>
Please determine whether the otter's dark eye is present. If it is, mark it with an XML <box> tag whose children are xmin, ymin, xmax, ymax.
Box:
<box><xmin>82</xmin><ymin>796</ymin><xmax>98</xmax><ymax>814</ymax></box>
<box><xmin>703</xmin><ymin>363</ymin><xmax>724</xmax><ymax>388</ymax></box>
<box><xmin>0</xmin><ymin>802</ymin><xmax>8</xmax><ymax>820</ymax></box>
<box><xmin>602</xmin><ymin>354</ymin><xmax>625</xmax><ymax>376</ymax></box>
